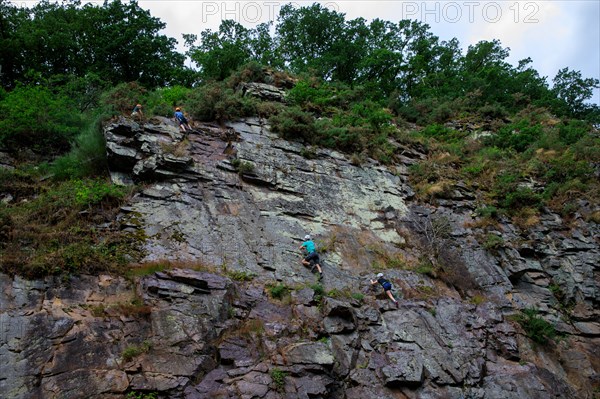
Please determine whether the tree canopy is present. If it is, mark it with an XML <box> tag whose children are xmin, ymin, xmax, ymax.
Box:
<box><xmin>1</xmin><ymin>0</ymin><xmax>598</xmax><ymax>130</ymax></box>
<box><xmin>0</xmin><ymin>0</ymin><xmax>187</xmax><ymax>88</ymax></box>
<box><xmin>183</xmin><ymin>4</ymin><xmax>598</xmax><ymax>121</ymax></box>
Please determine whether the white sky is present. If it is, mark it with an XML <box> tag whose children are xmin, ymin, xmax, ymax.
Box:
<box><xmin>140</xmin><ymin>0</ymin><xmax>600</xmax><ymax>105</ymax></box>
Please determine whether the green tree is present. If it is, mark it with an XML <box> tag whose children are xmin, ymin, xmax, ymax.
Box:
<box><xmin>2</xmin><ymin>0</ymin><xmax>187</xmax><ymax>87</ymax></box>
<box><xmin>459</xmin><ymin>39</ymin><xmax>513</xmax><ymax>105</ymax></box>
<box><xmin>249</xmin><ymin>22</ymin><xmax>284</xmax><ymax>69</ymax></box>
<box><xmin>398</xmin><ymin>20</ymin><xmax>446</xmax><ymax>100</ymax></box>
<box><xmin>0</xmin><ymin>0</ymin><xmax>28</xmax><ymax>87</ymax></box>
<box><xmin>275</xmin><ymin>3</ymin><xmax>347</xmax><ymax>78</ymax></box>
<box><xmin>327</xmin><ymin>17</ymin><xmax>369</xmax><ymax>85</ymax></box>
<box><xmin>186</xmin><ymin>20</ymin><xmax>253</xmax><ymax>81</ymax></box>
<box><xmin>79</xmin><ymin>0</ymin><xmax>186</xmax><ymax>87</ymax></box>
<box><xmin>552</xmin><ymin>67</ymin><xmax>600</xmax><ymax>117</ymax></box>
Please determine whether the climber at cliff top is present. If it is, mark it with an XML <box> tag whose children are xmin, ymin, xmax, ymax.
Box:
<box><xmin>174</xmin><ymin>107</ymin><xmax>192</xmax><ymax>132</ymax></box>
<box><xmin>131</xmin><ymin>103</ymin><xmax>143</xmax><ymax>122</ymax></box>
<box><xmin>299</xmin><ymin>234</ymin><xmax>323</xmax><ymax>280</ymax></box>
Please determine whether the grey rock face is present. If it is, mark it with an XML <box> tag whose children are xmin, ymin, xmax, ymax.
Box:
<box><xmin>107</xmin><ymin>117</ymin><xmax>410</xmax><ymax>290</ymax></box>
<box><xmin>2</xmin><ymin>116</ymin><xmax>598</xmax><ymax>398</ymax></box>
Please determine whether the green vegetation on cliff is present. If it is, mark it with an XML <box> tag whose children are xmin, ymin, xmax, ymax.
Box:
<box><xmin>0</xmin><ymin>1</ymin><xmax>599</xmax><ymax>277</ymax></box>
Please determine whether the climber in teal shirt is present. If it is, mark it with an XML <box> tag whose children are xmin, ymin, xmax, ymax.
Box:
<box><xmin>300</xmin><ymin>235</ymin><xmax>323</xmax><ymax>280</ymax></box>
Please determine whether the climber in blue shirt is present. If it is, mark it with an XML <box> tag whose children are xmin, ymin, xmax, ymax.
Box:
<box><xmin>300</xmin><ymin>234</ymin><xmax>323</xmax><ymax>280</ymax></box>
<box><xmin>370</xmin><ymin>273</ymin><xmax>399</xmax><ymax>307</ymax></box>
<box><xmin>174</xmin><ymin>107</ymin><xmax>191</xmax><ymax>132</ymax></box>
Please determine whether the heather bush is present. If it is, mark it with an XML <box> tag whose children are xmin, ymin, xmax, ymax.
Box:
<box><xmin>187</xmin><ymin>82</ymin><xmax>256</xmax><ymax>122</ymax></box>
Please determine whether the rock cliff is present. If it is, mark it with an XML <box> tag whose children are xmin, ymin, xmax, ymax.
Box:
<box><xmin>1</xmin><ymin>116</ymin><xmax>598</xmax><ymax>398</ymax></box>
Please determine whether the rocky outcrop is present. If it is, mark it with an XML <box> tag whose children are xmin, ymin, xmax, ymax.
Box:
<box><xmin>1</xmin><ymin>116</ymin><xmax>598</xmax><ymax>398</ymax></box>
<box><xmin>0</xmin><ymin>150</ymin><xmax>15</xmax><ymax>170</ymax></box>
<box><xmin>238</xmin><ymin>82</ymin><xmax>287</xmax><ymax>102</ymax></box>
<box><xmin>0</xmin><ymin>269</ymin><xmax>586</xmax><ymax>399</ymax></box>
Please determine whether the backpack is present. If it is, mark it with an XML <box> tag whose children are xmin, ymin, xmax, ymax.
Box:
<box><xmin>379</xmin><ymin>278</ymin><xmax>392</xmax><ymax>291</ymax></box>
<box><xmin>175</xmin><ymin>111</ymin><xmax>186</xmax><ymax>122</ymax></box>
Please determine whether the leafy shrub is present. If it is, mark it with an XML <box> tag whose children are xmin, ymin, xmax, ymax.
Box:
<box><xmin>100</xmin><ymin>82</ymin><xmax>147</xmax><ymax>116</ymax></box>
<box><xmin>237</xmin><ymin>161</ymin><xmax>255</xmax><ymax>175</ymax></box>
<box><xmin>287</xmin><ymin>80</ymin><xmax>333</xmax><ymax>110</ymax></box>
<box><xmin>50</xmin><ymin>116</ymin><xmax>108</xmax><ymax>180</ymax></box>
<box><xmin>269</xmin><ymin>283</ymin><xmax>289</xmax><ymax>299</ymax></box>
<box><xmin>476</xmin><ymin>206</ymin><xmax>499</xmax><ymax>219</ymax></box>
<box><xmin>560</xmin><ymin>202</ymin><xmax>578</xmax><ymax>217</ymax></box>
<box><xmin>470</xmin><ymin>294</ymin><xmax>487</xmax><ymax>305</ymax></box>
<box><xmin>0</xmin><ymin>175</ymin><xmax>138</xmax><ymax>277</ymax></box>
<box><xmin>493</xmin><ymin>172</ymin><xmax>519</xmax><ymax>196</ymax></box>
<box><xmin>544</xmin><ymin>150</ymin><xmax>593</xmax><ymax>183</ymax></box>
<box><xmin>57</xmin><ymin>73</ymin><xmax>109</xmax><ymax>112</ymax></box>
<box><xmin>492</xmin><ymin>173</ymin><xmax>543</xmax><ymax>211</ymax></box>
<box><xmin>395</xmin><ymin>97</ymin><xmax>438</xmax><ymax>124</ymax></box>
<box><xmin>227</xmin><ymin>61</ymin><xmax>291</xmax><ymax>88</ymax></box>
<box><xmin>430</xmin><ymin>102</ymin><xmax>454</xmax><ymax>123</ymax></box>
<box><xmin>501</xmin><ymin>186</ymin><xmax>542</xmax><ymax>210</ymax></box>
<box><xmin>314</xmin><ymin>120</ymin><xmax>367</xmax><ymax>153</ymax></box>
<box><xmin>145</xmin><ymin>85</ymin><xmax>192</xmax><ymax>117</ymax></box>
<box><xmin>73</xmin><ymin>179</ymin><xmax>126</xmax><ymax>207</ymax></box>
<box><xmin>408</xmin><ymin>160</ymin><xmax>440</xmax><ymax>185</ymax></box>
<box><xmin>351</xmin><ymin>292</ymin><xmax>364</xmax><ymax>302</ymax></box>
<box><xmin>89</xmin><ymin>304</ymin><xmax>106</xmax><ymax>317</ymax></box>
<box><xmin>0</xmin><ymin>84</ymin><xmax>83</xmax><ymax>151</ymax></box>
<box><xmin>122</xmin><ymin>341</ymin><xmax>151</xmax><ymax>361</ymax></box>
<box><xmin>269</xmin><ymin>106</ymin><xmax>316</xmax><ymax>142</ymax></box>
<box><xmin>300</xmin><ymin>146</ymin><xmax>318</xmax><ymax>159</ymax></box>
<box><xmin>572</xmin><ymin>135</ymin><xmax>600</xmax><ymax>162</ymax></box>
<box><xmin>231</xmin><ymin>159</ymin><xmax>255</xmax><ymax>175</ymax></box>
<box><xmin>478</xmin><ymin>146</ymin><xmax>508</xmax><ymax>160</ymax></box>
<box><xmin>126</xmin><ymin>392</ymin><xmax>157</xmax><ymax>399</ymax></box>
<box><xmin>270</xmin><ymin>368</ymin><xmax>288</xmax><ymax>392</ymax></box>
<box><xmin>478</xmin><ymin>103</ymin><xmax>509</xmax><ymax>119</ymax></box>
<box><xmin>310</xmin><ymin>283</ymin><xmax>325</xmax><ymax>296</ymax></box>
<box><xmin>61</xmin><ymin>242</ymin><xmax>100</xmax><ymax>271</ymax></box>
<box><xmin>255</xmin><ymin>101</ymin><xmax>284</xmax><ymax>118</ymax></box>
<box><xmin>156</xmin><ymin>85</ymin><xmax>192</xmax><ymax>107</ymax></box>
<box><xmin>483</xmin><ymin>233</ymin><xmax>504</xmax><ymax>250</ymax></box>
<box><xmin>419</xmin><ymin>124</ymin><xmax>467</xmax><ymax>143</ymax></box>
<box><xmin>515</xmin><ymin>308</ymin><xmax>556</xmax><ymax>345</ymax></box>
<box><xmin>558</xmin><ymin>119</ymin><xmax>589</xmax><ymax>145</ymax></box>
<box><xmin>188</xmin><ymin>82</ymin><xmax>256</xmax><ymax>122</ymax></box>
<box><xmin>348</xmin><ymin>101</ymin><xmax>392</xmax><ymax>132</ymax></box>
<box><xmin>461</xmin><ymin>162</ymin><xmax>485</xmax><ymax>177</ymax></box>
<box><xmin>226</xmin><ymin>270</ymin><xmax>255</xmax><ymax>281</ymax></box>
<box><xmin>491</xmin><ymin>120</ymin><xmax>543</xmax><ymax>152</ymax></box>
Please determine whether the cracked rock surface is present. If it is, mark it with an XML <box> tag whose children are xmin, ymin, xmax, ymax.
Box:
<box><xmin>1</xmin><ymin>117</ymin><xmax>598</xmax><ymax>398</ymax></box>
